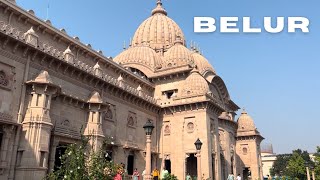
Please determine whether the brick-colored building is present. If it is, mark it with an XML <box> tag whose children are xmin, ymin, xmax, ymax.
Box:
<box><xmin>0</xmin><ymin>0</ymin><xmax>263</xmax><ymax>179</ymax></box>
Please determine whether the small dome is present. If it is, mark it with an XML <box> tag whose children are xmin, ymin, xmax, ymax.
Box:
<box><xmin>131</xmin><ymin>1</ymin><xmax>185</xmax><ymax>50</ymax></box>
<box><xmin>164</xmin><ymin>38</ymin><xmax>194</xmax><ymax>68</ymax></box>
<box><xmin>113</xmin><ymin>46</ymin><xmax>163</xmax><ymax>74</ymax></box>
<box><xmin>181</xmin><ymin>69</ymin><xmax>209</xmax><ymax>97</ymax></box>
<box><xmin>192</xmin><ymin>53</ymin><xmax>216</xmax><ymax>76</ymax></box>
<box><xmin>237</xmin><ymin>110</ymin><xmax>256</xmax><ymax>131</ymax></box>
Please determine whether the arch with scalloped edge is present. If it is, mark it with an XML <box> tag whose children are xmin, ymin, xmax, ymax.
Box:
<box><xmin>211</xmin><ymin>75</ymin><xmax>231</xmax><ymax>103</ymax></box>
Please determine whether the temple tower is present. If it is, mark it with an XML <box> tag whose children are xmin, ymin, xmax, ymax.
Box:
<box><xmin>15</xmin><ymin>71</ymin><xmax>59</xmax><ymax>180</ymax></box>
<box><xmin>236</xmin><ymin>110</ymin><xmax>264</xmax><ymax>180</ymax></box>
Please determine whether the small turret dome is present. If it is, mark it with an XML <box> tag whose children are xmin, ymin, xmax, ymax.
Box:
<box><xmin>181</xmin><ymin>68</ymin><xmax>209</xmax><ymax>97</ymax></box>
<box><xmin>192</xmin><ymin>53</ymin><xmax>216</xmax><ymax>76</ymax></box>
<box><xmin>113</xmin><ymin>46</ymin><xmax>163</xmax><ymax>76</ymax></box>
<box><xmin>163</xmin><ymin>36</ymin><xmax>194</xmax><ymax>68</ymax></box>
<box><xmin>237</xmin><ymin>110</ymin><xmax>256</xmax><ymax>131</ymax></box>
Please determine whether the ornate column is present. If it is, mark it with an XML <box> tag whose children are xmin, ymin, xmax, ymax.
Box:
<box><xmin>0</xmin><ymin>126</ymin><xmax>14</xmax><ymax>166</ymax></box>
<box><xmin>143</xmin><ymin>120</ymin><xmax>154</xmax><ymax>180</ymax></box>
<box><xmin>0</xmin><ymin>125</ymin><xmax>15</xmax><ymax>175</ymax></box>
<box><xmin>83</xmin><ymin>91</ymin><xmax>106</xmax><ymax>152</ymax></box>
<box><xmin>15</xmin><ymin>71</ymin><xmax>59</xmax><ymax>180</ymax></box>
<box><xmin>145</xmin><ymin>134</ymin><xmax>152</xmax><ymax>180</ymax></box>
<box><xmin>48</xmin><ymin>138</ymin><xmax>59</xmax><ymax>173</ymax></box>
<box><xmin>196</xmin><ymin>150</ymin><xmax>202</xmax><ymax>180</ymax></box>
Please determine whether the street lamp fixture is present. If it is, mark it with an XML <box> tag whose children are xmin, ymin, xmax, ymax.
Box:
<box><xmin>194</xmin><ymin>138</ymin><xmax>203</xmax><ymax>180</ymax></box>
<box><xmin>194</xmin><ymin>138</ymin><xmax>203</xmax><ymax>151</ymax></box>
<box><xmin>143</xmin><ymin>120</ymin><xmax>154</xmax><ymax>135</ymax></box>
<box><xmin>305</xmin><ymin>161</ymin><xmax>311</xmax><ymax>180</ymax></box>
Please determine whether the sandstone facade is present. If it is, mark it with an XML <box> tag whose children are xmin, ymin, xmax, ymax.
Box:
<box><xmin>0</xmin><ymin>0</ymin><xmax>263</xmax><ymax>179</ymax></box>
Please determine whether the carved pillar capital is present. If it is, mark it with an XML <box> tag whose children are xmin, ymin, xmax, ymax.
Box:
<box><xmin>3</xmin><ymin>125</ymin><xmax>15</xmax><ymax>138</ymax></box>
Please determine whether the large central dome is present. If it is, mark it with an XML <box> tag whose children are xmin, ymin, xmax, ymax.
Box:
<box><xmin>131</xmin><ymin>0</ymin><xmax>186</xmax><ymax>50</ymax></box>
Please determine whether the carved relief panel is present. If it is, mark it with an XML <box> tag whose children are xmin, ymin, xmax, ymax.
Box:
<box><xmin>0</xmin><ymin>62</ymin><xmax>14</xmax><ymax>91</ymax></box>
<box><xmin>163</xmin><ymin>122</ymin><xmax>171</xmax><ymax>136</ymax></box>
<box><xmin>51</xmin><ymin>114</ymin><xmax>80</xmax><ymax>139</ymax></box>
<box><xmin>126</xmin><ymin>111</ymin><xmax>137</xmax><ymax>142</ymax></box>
<box><xmin>184</xmin><ymin>116</ymin><xmax>196</xmax><ymax>134</ymax></box>
<box><xmin>0</xmin><ymin>62</ymin><xmax>15</xmax><ymax>118</ymax></box>
<box><xmin>103</xmin><ymin>104</ymin><xmax>116</xmax><ymax>122</ymax></box>
<box><xmin>219</xmin><ymin>129</ymin><xmax>226</xmax><ymax>151</ymax></box>
<box><xmin>240</xmin><ymin>144</ymin><xmax>249</xmax><ymax>155</ymax></box>
<box><xmin>103</xmin><ymin>103</ymin><xmax>117</xmax><ymax>137</ymax></box>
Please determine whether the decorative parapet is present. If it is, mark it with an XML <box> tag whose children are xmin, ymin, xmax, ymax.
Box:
<box><xmin>93</xmin><ymin>62</ymin><xmax>102</xmax><ymax>77</ymax></box>
<box><xmin>63</xmin><ymin>46</ymin><xmax>74</xmax><ymax>64</ymax></box>
<box><xmin>0</xmin><ymin>21</ymin><xmax>158</xmax><ymax>105</ymax></box>
<box><xmin>24</xmin><ymin>27</ymin><xmax>38</xmax><ymax>47</ymax></box>
<box><xmin>1</xmin><ymin>0</ymin><xmax>154</xmax><ymax>89</ymax></box>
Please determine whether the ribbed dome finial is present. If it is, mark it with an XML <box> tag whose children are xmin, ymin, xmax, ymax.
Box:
<box><xmin>152</xmin><ymin>0</ymin><xmax>167</xmax><ymax>16</ymax></box>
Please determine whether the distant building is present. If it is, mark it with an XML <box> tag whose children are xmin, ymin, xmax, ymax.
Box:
<box><xmin>261</xmin><ymin>151</ymin><xmax>277</xmax><ymax>178</ymax></box>
<box><xmin>261</xmin><ymin>144</ymin><xmax>317</xmax><ymax>178</ymax></box>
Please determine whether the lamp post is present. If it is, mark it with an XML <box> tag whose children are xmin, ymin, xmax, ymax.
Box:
<box><xmin>305</xmin><ymin>162</ymin><xmax>311</xmax><ymax>180</ymax></box>
<box><xmin>309</xmin><ymin>164</ymin><xmax>315</xmax><ymax>180</ymax></box>
<box><xmin>194</xmin><ymin>138</ymin><xmax>203</xmax><ymax>180</ymax></box>
<box><xmin>143</xmin><ymin>120</ymin><xmax>154</xmax><ymax>180</ymax></box>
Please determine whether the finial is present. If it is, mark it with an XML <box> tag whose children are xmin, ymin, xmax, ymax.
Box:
<box><xmin>118</xmin><ymin>74</ymin><xmax>123</xmax><ymax>81</ymax></box>
<box><xmin>242</xmin><ymin>108</ymin><xmax>247</xmax><ymax>114</ymax></box>
<box><xmin>174</xmin><ymin>35</ymin><xmax>183</xmax><ymax>45</ymax></box>
<box><xmin>129</xmin><ymin>37</ymin><xmax>132</xmax><ymax>47</ymax></box>
<box><xmin>192</xmin><ymin>41</ymin><xmax>196</xmax><ymax>51</ymax></box>
<box><xmin>137</xmin><ymin>85</ymin><xmax>142</xmax><ymax>91</ymax></box>
<box><xmin>93</xmin><ymin>62</ymin><xmax>100</xmax><ymax>69</ymax></box>
<box><xmin>123</xmin><ymin>41</ymin><xmax>126</xmax><ymax>50</ymax></box>
<box><xmin>63</xmin><ymin>46</ymin><xmax>73</xmax><ymax>54</ymax></box>
<box><xmin>152</xmin><ymin>0</ymin><xmax>167</xmax><ymax>16</ymax></box>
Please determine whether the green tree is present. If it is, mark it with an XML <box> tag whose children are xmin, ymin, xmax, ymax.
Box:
<box><xmin>270</xmin><ymin>149</ymin><xmax>314</xmax><ymax>179</ymax></box>
<box><xmin>286</xmin><ymin>151</ymin><xmax>306</xmax><ymax>180</ymax></box>
<box><xmin>293</xmin><ymin>149</ymin><xmax>314</xmax><ymax>167</ymax></box>
<box><xmin>314</xmin><ymin>146</ymin><xmax>320</xmax><ymax>180</ymax></box>
<box><xmin>270</xmin><ymin>154</ymin><xmax>292</xmax><ymax>176</ymax></box>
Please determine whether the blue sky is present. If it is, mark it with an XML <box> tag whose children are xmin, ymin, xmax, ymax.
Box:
<box><xmin>16</xmin><ymin>0</ymin><xmax>320</xmax><ymax>154</ymax></box>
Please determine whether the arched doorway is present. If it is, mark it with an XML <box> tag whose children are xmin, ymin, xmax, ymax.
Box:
<box><xmin>165</xmin><ymin>159</ymin><xmax>171</xmax><ymax>173</ymax></box>
<box><xmin>186</xmin><ymin>153</ymin><xmax>197</xmax><ymax>178</ymax></box>
<box><xmin>127</xmin><ymin>153</ymin><xmax>135</xmax><ymax>175</ymax></box>
<box><xmin>54</xmin><ymin>143</ymin><xmax>69</xmax><ymax>171</ymax></box>
<box><xmin>243</xmin><ymin>167</ymin><xmax>250</xmax><ymax>180</ymax></box>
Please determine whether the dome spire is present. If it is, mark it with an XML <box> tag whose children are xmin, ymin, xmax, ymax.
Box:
<box><xmin>152</xmin><ymin>0</ymin><xmax>167</xmax><ymax>16</ymax></box>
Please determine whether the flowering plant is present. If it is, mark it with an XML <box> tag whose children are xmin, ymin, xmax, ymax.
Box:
<box><xmin>46</xmin><ymin>135</ymin><xmax>119</xmax><ymax>180</ymax></box>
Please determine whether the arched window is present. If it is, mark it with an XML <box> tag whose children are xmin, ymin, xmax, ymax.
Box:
<box><xmin>0</xmin><ymin>71</ymin><xmax>9</xmax><ymax>87</ymax></box>
<box><xmin>127</xmin><ymin>116</ymin><xmax>135</xmax><ymax>127</ymax></box>
<box><xmin>128</xmin><ymin>67</ymin><xmax>151</xmax><ymax>82</ymax></box>
<box><xmin>105</xmin><ymin>108</ymin><xmax>113</xmax><ymax>120</ymax></box>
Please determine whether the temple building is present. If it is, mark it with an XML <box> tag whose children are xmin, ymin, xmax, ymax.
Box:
<box><xmin>0</xmin><ymin>0</ymin><xmax>263</xmax><ymax>179</ymax></box>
